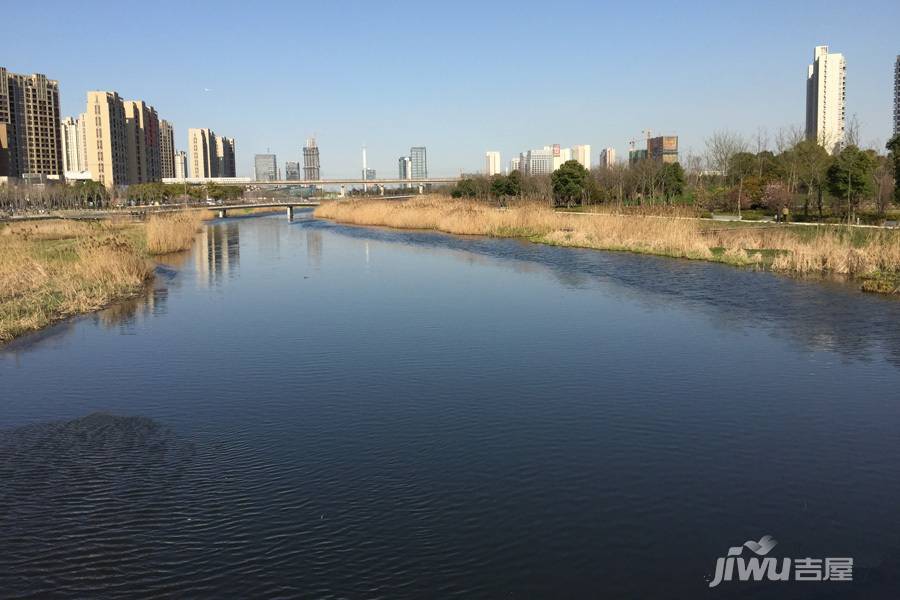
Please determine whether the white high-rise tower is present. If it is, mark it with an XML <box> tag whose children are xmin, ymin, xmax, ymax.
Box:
<box><xmin>484</xmin><ymin>151</ymin><xmax>501</xmax><ymax>175</ymax></box>
<box><xmin>805</xmin><ymin>45</ymin><xmax>846</xmax><ymax>154</ymax></box>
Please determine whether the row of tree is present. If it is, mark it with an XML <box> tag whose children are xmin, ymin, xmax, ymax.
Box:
<box><xmin>451</xmin><ymin>132</ymin><xmax>900</xmax><ymax>220</ymax></box>
<box><xmin>0</xmin><ymin>181</ymin><xmax>247</xmax><ymax>213</ymax></box>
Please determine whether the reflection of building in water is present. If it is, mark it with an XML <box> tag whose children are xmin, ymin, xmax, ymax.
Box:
<box><xmin>306</xmin><ymin>229</ymin><xmax>322</xmax><ymax>269</ymax></box>
<box><xmin>194</xmin><ymin>223</ymin><xmax>240</xmax><ymax>286</ymax></box>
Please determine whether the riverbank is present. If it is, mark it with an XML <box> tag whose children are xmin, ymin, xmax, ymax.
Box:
<box><xmin>0</xmin><ymin>212</ymin><xmax>205</xmax><ymax>343</ymax></box>
<box><xmin>314</xmin><ymin>196</ymin><xmax>900</xmax><ymax>295</ymax></box>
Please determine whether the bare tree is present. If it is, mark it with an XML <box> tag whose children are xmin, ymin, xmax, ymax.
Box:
<box><xmin>705</xmin><ymin>130</ymin><xmax>748</xmax><ymax>216</ymax></box>
<box><xmin>845</xmin><ymin>113</ymin><xmax>861</xmax><ymax>148</ymax></box>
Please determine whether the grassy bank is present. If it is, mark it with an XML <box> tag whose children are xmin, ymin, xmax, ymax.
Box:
<box><xmin>314</xmin><ymin>196</ymin><xmax>900</xmax><ymax>294</ymax></box>
<box><xmin>0</xmin><ymin>212</ymin><xmax>206</xmax><ymax>343</ymax></box>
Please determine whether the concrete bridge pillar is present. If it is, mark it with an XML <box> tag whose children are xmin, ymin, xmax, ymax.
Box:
<box><xmin>379</xmin><ymin>185</ymin><xmax>385</xmax><ymax>196</ymax></box>
<box><xmin>286</xmin><ymin>206</ymin><xmax>294</xmax><ymax>220</ymax></box>
<box><xmin>417</xmin><ymin>184</ymin><xmax>424</xmax><ymax>194</ymax></box>
<box><xmin>340</xmin><ymin>185</ymin><xmax>346</xmax><ymax>198</ymax></box>
<box><xmin>217</xmin><ymin>209</ymin><xmax>227</xmax><ymax>218</ymax></box>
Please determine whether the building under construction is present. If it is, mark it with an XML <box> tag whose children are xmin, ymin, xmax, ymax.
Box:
<box><xmin>303</xmin><ymin>137</ymin><xmax>320</xmax><ymax>180</ymax></box>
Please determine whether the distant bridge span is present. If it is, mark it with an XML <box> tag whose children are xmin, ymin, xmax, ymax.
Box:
<box><xmin>163</xmin><ymin>177</ymin><xmax>460</xmax><ymax>187</ymax></box>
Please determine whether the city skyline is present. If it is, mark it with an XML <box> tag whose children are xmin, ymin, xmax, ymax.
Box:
<box><xmin>1</xmin><ymin>1</ymin><xmax>899</xmax><ymax>179</ymax></box>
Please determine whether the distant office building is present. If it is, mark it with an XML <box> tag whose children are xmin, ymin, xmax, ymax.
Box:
<box><xmin>84</xmin><ymin>91</ymin><xmax>128</xmax><ymax>187</ymax></box>
<box><xmin>894</xmin><ymin>55</ymin><xmax>899</xmax><ymax>136</ymax></box>
<box><xmin>363</xmin><ymin>168</ymin><xmax>376</xmax><ymax>180</ymax></box>
<box><xmin>551</xmin><ymin>145</ymin><xmax>572</xmax><ymax>171</ymax></box>
<box><xmin>522</xmin><ymin>147</ymin><xmax>553</xmax><ymax>175</ymax></box>
<box><xmin>173</xmin><ymin>150</ymin><xmax>188</xmax><ymax>180</ymax></box>
<box><xmin>410</xmin><ymin>146</ymin><xmax>427</xmax><ymax>179</ymax></box>
<box><xmin>572</xmin><ymin>144</ymin><xmax>591</xmax><ymax>169</ymax></box>
<box><xmin>485</xmin><ymin>151</ymin><xmax>501</xmax><ymax>175</ymax></box>
<box><xmin>0</xmin><ymin>67</ymin><xmax>63</xmax><ymax>178</ymax></box>
<box><xmin>628</xmin><ymin>148</ymin><xmax>648</xmax><ymax>165</ymax></box>
<box><xmin>285</xmin><ymin>161</ymin><xmax>301</xmax><ymax>180</ymax></box>
<box><xmin>216</xmin><ymin>136</ymin><xmax>235</xmax><ymax>177</ymax></box>
<box><xmin>159</xmin><ymin>120</ymin><xmax>175</xmax><ymax>179</ymax></box>
<box><xmin>60</xmin><ymin>116</ymin><xmax>86</xmax><ymax>173</ymax></box>
<box><xmin>599</xmin><ymin>147</ymin><xmax>616</xmax><ymax>168</ymax></box>
<box><xmin>0</xmin><ymin>123</ymin><xmax>8</xmax><ymax>177</ymax></box>
<box><xmin>398</xmin><ymin>156</ymin><xmax>411</xmax><ymax>180</ymax></box>
<box><xmin>647</xmin><ymin>136</ymin><xmax>678</xmax><ymax>163</ymax></box>
<box><xmin>509</xmin><ymin>157</ymin><xmax>520</xmax><ymax>173</ymax></box>
<box><xmin>303</xmin><ymin>137</ymin><xmax>320</xmax><ymax>180</ymax></box>
<box><xmin>254</xmin><ymin>153</ymin><xmax>278</xmax><ymax>181</ymax></box>
<box><xmin>806</xmin><ymin>45</ymin><xmax>846</xmax><ymax>153</ymax></box>
<box><xmin>123</xmin><ymin>100</ymin><xmax>161</xmax><ymax>183</ymax></box>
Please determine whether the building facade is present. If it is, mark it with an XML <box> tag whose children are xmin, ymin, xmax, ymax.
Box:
<box><xmin>216</xmin><ymin>136</ymin><xmax>235</xmax><ymax>177</ymax></box>
<box><xmin>0</xmin><ymin>68</ymin><xmax>63</xmax><ymax>178</ymax></box>
<box><xmin>0</xmin><ymin>123</ymin><xmax>8</xmax><ymax>177</ymax></box>
<box><xmin>805</xmin><ymin>45</ymin><xmax>846</xmax><ymax>154</ymax></box>
<box><xmin>410</xmin><ymin>146</ymin><xmax>427</xmax><ymax>179</ymax></box>
<box><xmin>552</xmin><ymin>145</ymin><xmax>573</xmax><ymax>171</ymax></box>
<box><xmin>254</xmin><ymin>153</ymin><xmax>278</xmax><ymax>181</ymax></box>
<box><xmin>60</xmin><ymin>115</ymin><xmax>86</xmax><ymax>174</ymax></box>
<box><xmin>123</xmin><ymin>100</ymin><xmax>161</xmax><ymax>184</ymax></box>
<box><xmin>84</xmin><ymin>91</ymin><xmax>128</xmax><ymax>187</ymax></box>
<box><xmin>285</xmin><ymin>161</ymin><xmax>301</xmax><ymax>180</ymax></box>
<box><xmin>173</xmin><ymin>150</ymin><xmax>188</xmax><ymax>180</ymax></box>
<box><xmin>398</xmin><ymin>156</ymin><xmax>411</xmax><ymax>180</ymax></box>
<box><xmin>159</xmin><ymin>119</ymin><xmax>175</xmax><ymax>179</ymax></box>
<box><xmin>894</xmin><ymin>55</ymin><xmax>899</xmax><ymax>136</ymax></box>
<box><xmin>509</xmin><ymin>157</ymin><xmax>520</xmax><ymax>173</ymax></box>
<box><xmin>485</xmin><ymin>151</ymin><xmax>501</xmax><ymax>175</ymax></box>
<box><xmin>522</xmin><ymin>147</ymin><xmax>553</xmax><ymax>175</ymax></box>
<box><xmin>303</xmin><ymin>137</ymin><xmax>320</xmax><ymax>180</ymax></box>
<box><xmin>572</xmin><ymin>144</ymin><xmax>591</xmax><ymax>169</ymax></box>
<box><xmin>188</xmin><ymin>128</ymin><xmax>218</xmax><ymax>178</ymax></box>
<box><xmin>628</xmin><ymin>148</ymin><xmax>648</xmax><ymax>165</ymax></box>
<box><xmin>647</xmin><ymin>136</ymin><xmax>678</xmax><ymax>163</ymax></box>
<box><xmin>599</xmin><ymin>147</ymin><xmax>616</xmax><ymax>168</ymax></box>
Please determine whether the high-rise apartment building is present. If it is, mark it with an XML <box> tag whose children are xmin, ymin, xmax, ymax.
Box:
<box><xmin>84</xmin><ymin>91</ymin><xmax>128</xmax><ymax>187</ymax></box>
<box><xmin>0</xmin><ymin>67</ymin><xmax>63</xmax><ymax>178</ymax></box>
<box><xmin>60</xmin><ymin>116</ymin><xmax>86</xmax><ymax>174</ymax></box>
<box><xmin>254</xmin><ymin>153</ymin><xmax>278</xmax><ymax>181</ymax></box>
<box><xmin>805</xmin><ymin>45</ymin><xmax>846</xmax><ymax>154</ymax></box>
<box><xmin>188</xmin><ymin>128</ymin><xmax>217</xmax><ymax>178</ymax></box>
<box><xmin>485</xmin><ymin>151</ymin><xmax>501</xmax><ymax>175</ymax></box>
<box><xmin>303</xmin><ymin>137</ymin><xmax>320</xmax><ymax>180</ymax></box>
<box><xmin>552</xmin><ymin>145</ymin><xmax>572</xmax><ymax>171</ymax></box>
<box><xmin>410</xmin><ymin>146</ymin><xmax>427</xmax><ymax>179</ymax></box>
<box><xmin>173</xmin><ymin>150</ymin><xmax>188</xmax><ymax>179</ymax></box>
<box><xmin>599</xmin><ymin>148</ymin><xmax>616</xmax><ymax>168</ymax></box>
<box><xmin>285</xmin><ymin>161</ymin><xmax>301</xmax><ymax>180</ymax></box>
<box><xmin>647</xmin><ymin>136</ymin><xmax>678</xmax><ymax>163</ymax></box>
<box><xmin>572</xmin><ymin>144</ymin><xmax>591</xmax><ymax>169</ymax></box>
<box><xmin>123</xmin><ymin>100</ymin><xmax>160</xmax><ymax>184</ymax></box>
<box><xmin>159</xmin><ymin>120</ymin><xmax>175</xmax><ymax>179</ymax></box>
<box><xmin>509</xmin><ymin>157</ymin><xmax>520</xmax><ymax>173</ymax></box>
<box><xmin>894</xmin><ymin>55</ymin><xmax>899</xmax><ymax>136</ymax></box>
<box><xmin>0</xmin><ymin>123</ymin><xmax>8</xmax><ymax>177</ymax></box>
<box><xmin>398</xmin><ymin>156</ymin><xmax>411</xmax><ymax>180</ymax></box>
<box><xmin>216</xmin><ymin>136</ymin><xmax>235</xmax><ymax>177</ymax></box>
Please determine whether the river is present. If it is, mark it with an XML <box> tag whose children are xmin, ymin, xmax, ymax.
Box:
<box><xmin>2</xmin><ymin>210</ymin><xmax>900</xmax><ymax>598</ymax></box>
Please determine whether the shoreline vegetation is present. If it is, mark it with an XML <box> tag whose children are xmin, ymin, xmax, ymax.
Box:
<box><xmin>0</xmin><ymin>212</ymin><xmax>205</xmax><ymax>344</ymax></box>
<box><xmin>314</xmin><ymin>196</ymin><xmax>900</xmax><ymax>295</ymax></box>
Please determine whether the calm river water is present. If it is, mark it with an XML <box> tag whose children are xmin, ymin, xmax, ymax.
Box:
<box><xmin>3</xmin><ymin>211</ymin><xmax>900</xmax><ymax>598</ymax></box>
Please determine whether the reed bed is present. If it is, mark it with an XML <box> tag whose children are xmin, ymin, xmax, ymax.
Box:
<box><xmin>0</xmin><ymin>220</ymin><xmax>154</xmax><ymax>342</ymax></box>
<box><xmin>146</xmin><ymin>211</ymin><xmax>205</xmax><ymax>254</ymax></box>
<box><xmin>315</xmin><ymin>196</ymin><xmax>900</xmax><ymax>292</ymax></box>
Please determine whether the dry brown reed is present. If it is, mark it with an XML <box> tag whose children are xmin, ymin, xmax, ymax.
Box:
<box><xmin>146</xmin><ymin>211</ymin><xmax>205</xmax><ymax>254</ymax></box>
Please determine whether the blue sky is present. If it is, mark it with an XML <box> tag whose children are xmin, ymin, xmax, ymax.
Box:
<box><xmin>3</xmin><ymin>0</ymin><xmax>899</xmax><ymax>177</ymax></box>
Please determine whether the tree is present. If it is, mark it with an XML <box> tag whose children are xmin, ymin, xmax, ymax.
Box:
<box><xmin>887</xmin><ymin>134</ymin><xmax>900</xmax><ymax>205</ymax></box>
<box><xmin>451</xmin><ymin>178</ymin><xmax>478</xmax><ymax>198</ymax></box>
<box><xmin>827</xmin><ymin>145</ymin><xmax>875</xmax><ymax>223</ymax></box>
<box><xmin>550</xmin><ymin>160</ymin><xmax>589</xmax><ymax>207</ymax></box>
<box><xmin>794</xmin><ymin>140</ymin><xmax>832</xmax><ymax>218</ymax></box>
<box><xmin>705</xmin><ymin>131</ymin><xmax>748</xmax><ymax>215</ymax></box>
<box><xmin>659</xmin><ymin>162</ymin><xmax>685</xmax><ymax>200</ymax></box>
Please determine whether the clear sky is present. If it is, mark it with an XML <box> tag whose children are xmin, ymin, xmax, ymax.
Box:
<box><xmin>3</xmin><ymin>0</ymin><xmax>898</xmax><ymax>177</ymax></box>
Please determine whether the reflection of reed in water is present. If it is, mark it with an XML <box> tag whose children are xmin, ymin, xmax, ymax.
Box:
<box><xmin>306</xmin><ymin>229</ymin><xmax>322</xmax><ymax>269</ymax></box>
<box><xmin>194</xmin><ymin>223</ymin><xmax>240</xmax><ymax>287</ymax></box>
<box><xmin>94</xmin><ymin>285</ymin><xmax>169</xmax><ymax>330</ymax></box>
